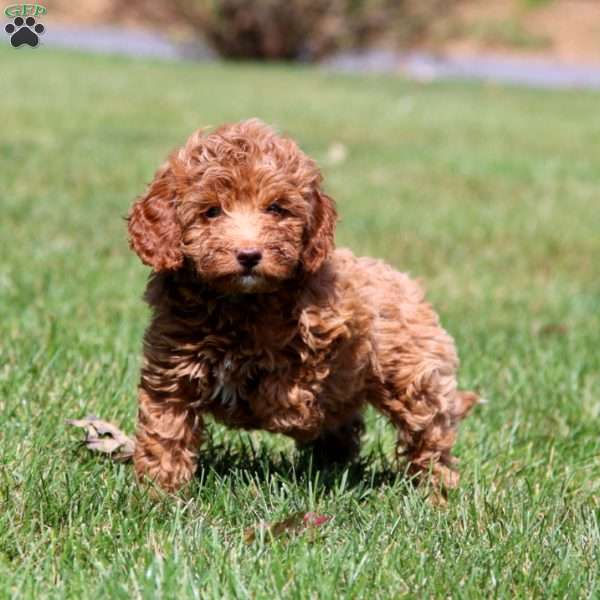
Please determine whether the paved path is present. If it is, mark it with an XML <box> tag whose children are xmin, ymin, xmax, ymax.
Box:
<box><xmin>42</xmin><ymin>25</ymin><xmax>600</xmax><ymax>90</ymax></box>
<box><xmin>42</xmin><ymin>25</ymin><xmax>214</xmax><ymax>60</ymax></box>
<box><xmin>325</xmin><ymin>49</ymin><xmax>600</xmax><ymax>90</ymax></box>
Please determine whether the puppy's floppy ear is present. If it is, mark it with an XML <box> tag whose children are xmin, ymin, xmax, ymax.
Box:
<box><xmin>301</xmin><ymin>188</ymin><xmax>337</xmax><ymax>273</ymax></box>
<box><xmin>127</xmin><ymin>161</ymin><xmax>184</xmax><ymax>272</ymax></box>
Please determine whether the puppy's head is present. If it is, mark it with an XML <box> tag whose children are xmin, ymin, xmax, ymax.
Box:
<box><xmin>128</xmin><ymin>119</ymin><xmax>336</xmax><ymax>294</ymax></box>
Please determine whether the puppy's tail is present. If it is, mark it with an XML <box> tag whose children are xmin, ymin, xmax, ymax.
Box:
<box><xmin>454</xmin><ymin>390</ymin><xmax>484</xmax><ymax>421</ymax></box>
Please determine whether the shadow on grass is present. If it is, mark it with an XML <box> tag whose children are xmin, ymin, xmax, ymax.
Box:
<box><xmin>197</xmin><ymin>435</ymin><xmax>407</xmax><ymax>494</ymax></box>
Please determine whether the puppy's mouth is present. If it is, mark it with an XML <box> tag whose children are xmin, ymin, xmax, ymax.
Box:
<box><xmin>208</xmin><ymin>270</ymin><xmax>280</xmax><ymax>294</ymax></box>
<box><xmin>236</xmin><ymin>271</ymin><xmax>262</xmax><ymax>290</ymax></box>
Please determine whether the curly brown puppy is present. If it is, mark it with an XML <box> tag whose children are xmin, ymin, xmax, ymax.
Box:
<box><xmin>127</xmin><ymin>119</ymin><xmax>478</xmax><ymax>494</ymax></box>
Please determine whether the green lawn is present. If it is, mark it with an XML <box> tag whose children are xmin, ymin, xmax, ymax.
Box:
<box><xmin>1</xmin><ymin>47</ymin><xmax>599</xmax><ymax>599</ymax></box>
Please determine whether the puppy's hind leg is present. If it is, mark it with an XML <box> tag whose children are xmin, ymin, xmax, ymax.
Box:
<box><xmin>373</xmin><ymin>366</ymin><xmax>462</xmax><ymax>491</ymax></box>
<box><xmin>296</xmin><ymin>413</ymin><xmax>365</xmax><ymax>467</ymax></box>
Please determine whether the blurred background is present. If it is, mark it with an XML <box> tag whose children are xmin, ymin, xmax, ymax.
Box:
<box><xmin>41</xmin><ymin>0</ymin><xmax>600</xmax><ymax>86</ymax></box>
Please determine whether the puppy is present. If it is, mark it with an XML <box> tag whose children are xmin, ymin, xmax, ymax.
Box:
<box><xmin>127</xmin><ymin>119</ymin><xmax>477</xmax><ymax>493</ymax></box>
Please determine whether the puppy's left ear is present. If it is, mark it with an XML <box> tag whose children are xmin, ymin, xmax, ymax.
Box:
<box><xmin>301</xmin><ymin>189</ymin><xmax>337</xmax><ymax>273</ymax></box>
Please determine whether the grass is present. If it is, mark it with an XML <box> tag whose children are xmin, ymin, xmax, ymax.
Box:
<box><xmin>1</xmin><ymin>46</ymin><xmax>599</xmax><ymax>599</ymax></box>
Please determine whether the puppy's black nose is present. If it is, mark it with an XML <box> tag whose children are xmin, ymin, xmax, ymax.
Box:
<box><xmin>236</xmin><ymin>248</ymin><xmax>262</xmax><ymax>270</ymax></box>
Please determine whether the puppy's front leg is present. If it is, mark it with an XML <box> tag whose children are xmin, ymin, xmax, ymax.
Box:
<box><xmin>134</xmin><ymin>387</ymin><xmax>203</xmax><ymax>493</ymax></box>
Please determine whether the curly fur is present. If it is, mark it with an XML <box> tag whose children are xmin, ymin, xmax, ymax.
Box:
<box><xmin>127</xmin><ymin>119</ymin><xmax>478</xmax><ymax>494</ymax></box>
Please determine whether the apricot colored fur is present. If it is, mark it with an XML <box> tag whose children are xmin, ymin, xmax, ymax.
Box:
<box><xmin>127</xmin><ymin>119</ymin><xmax>477</xmax><ymax>493</ymax></box>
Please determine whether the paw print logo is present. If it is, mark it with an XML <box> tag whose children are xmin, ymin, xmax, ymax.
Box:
<box><xmin>5</xmin><ymin>16</ymin><xmax>44</xmax><ymax>47</ymax></box>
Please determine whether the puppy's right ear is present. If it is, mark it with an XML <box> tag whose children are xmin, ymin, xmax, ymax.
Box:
<box><xmin>127</xmin><ymin>162</ymin><xmax>184</xmax><ymax>272</ymax></box>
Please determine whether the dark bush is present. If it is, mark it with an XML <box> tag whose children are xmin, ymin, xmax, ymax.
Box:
<box><xmin>157</xmin><ymin>0</ymin><xmax>456</xmax><ymax>61</ymax></box>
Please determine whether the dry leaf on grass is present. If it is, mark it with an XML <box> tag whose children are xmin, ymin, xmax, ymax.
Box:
<box><xmin>244</xmin><ymin>511</ymin><xmax>332</xmax><ymax>543</ymax></box>
<box><xmin>66</xmin><ymin>415</ymin><xmax>135</xmax><ymax>462</ymax></box>
<box><xmin>536</xmin><ymin>322</ymin><xmax>568</xmax><ymax>336</ymax></box>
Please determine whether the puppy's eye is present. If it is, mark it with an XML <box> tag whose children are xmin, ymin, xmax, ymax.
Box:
<box><xmin>204</xmin><ymin>206</ymin><xmax>222</xmax><ymax>219</ymax></box>
<box><xmin>266</xmin><ymin>202</ymin><xmax>285</xmax><ymax>216</ymax></box>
